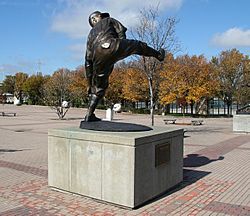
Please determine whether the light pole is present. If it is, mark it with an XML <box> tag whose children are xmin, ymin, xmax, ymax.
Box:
<box><xmin>0</xmin><ymin>66</ymin><xmax>4</xmax><ymax>84</ymax></box>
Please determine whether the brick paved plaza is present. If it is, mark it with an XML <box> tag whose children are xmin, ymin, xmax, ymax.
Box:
<box><xmin>0</xmin><ymin>104</ymin><xmax>249</xmax><ymax>216</ymax></box>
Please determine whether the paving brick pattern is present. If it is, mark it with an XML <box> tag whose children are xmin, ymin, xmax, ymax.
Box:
<box><xmin>204</xmin><ymin>201</ymin><xmax>250</xmax><ymax>216</ymax></box>
<box><xmin>0</xmin><ymin>105</ymin><xmax>249</xmax><ymax>215</ymax></box>
<box><xmin>0</xmin><ymin>160</ymin><xmax>47</xmax><ymax>178</ymax></box>
<box><xmin>194</xmin><ymin>136</ymin><xmax>250</xmax><ymax>159</ymax></box>
<box><xmin>0</xmin><ymin>175</ymin><xmax>236</xmax><ymax>215</ymax></box>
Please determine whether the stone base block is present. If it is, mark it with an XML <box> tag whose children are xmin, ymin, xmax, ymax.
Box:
<box><xmin>233</xmin><ymin>114</ymin><xmax>250</xmax><ymax>133</ymax></box>
<box><xmin>48</xmin><ymin>127</ymin><xmax>183</xmax><ymax>208</ymax></box>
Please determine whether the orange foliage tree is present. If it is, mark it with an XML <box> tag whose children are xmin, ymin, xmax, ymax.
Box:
<box><xmin>105</xmin><ymin>67</ymin><xmax>125</xmax><ymax>106</ymax></box>
<box><xmin>211</xmin><ymin>49</ymin><xmax>250</xmax><ymax>114</ymax></box>
<box><xmin>160</xmin><ymin>54</ymin><xmax>218</xmax><ymax>114</ymax></box>
<box><xmin>122</xmin><ymin>68</ymin><xmax>149</xmax><ymax>103</ymax></box>
<box><xmin>159</xmin><ymin>53</ymin><xmax>184</xmax><ymax>105</ymax></box>
<box><xmin>69</xmin><ymin>66</ymin><xmax>88</xmax><ymax>107</ymax></box>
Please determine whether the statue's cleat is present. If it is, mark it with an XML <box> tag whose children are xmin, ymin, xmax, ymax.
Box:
<box><xmin>84</xmin><ymin>113</ymin><xmax>102</xmax><ymax>122</ymax></box>
<box><xmin>157</xmin><ymin>48</ymin><xmax>165</xmax><ymax>62</ymax></box>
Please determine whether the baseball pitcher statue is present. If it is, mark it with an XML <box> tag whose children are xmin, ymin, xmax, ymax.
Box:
<box><xmin>84</xmin><ymin>11</ymin><xmax>165</xmax><ymax>122</ymax></box>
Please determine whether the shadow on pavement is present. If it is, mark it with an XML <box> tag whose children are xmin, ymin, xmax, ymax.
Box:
<box><xmin>186</xmin><ymin>128</ymin><xmax>226</xmax><ymax>133</ymax></box>
<box><xmin>63</xmin><ymin>117</ymin><xmax>83</xmax><ymax>120</ymax></box>
<box><xmin>0</xmin><ymin>149</ymin><xmax>23</xmax><ymax>153</ymax></box>
<box><xmin>184</xmin><ymin>154</ymin><xmax>224</xmax><ymax>167</ymax></box>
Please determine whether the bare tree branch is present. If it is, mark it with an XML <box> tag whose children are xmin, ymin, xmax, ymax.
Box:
<box><xmin>130</xmin><ymin>6</ymin><xmax>181</xmax><ymax>125</ymax></box>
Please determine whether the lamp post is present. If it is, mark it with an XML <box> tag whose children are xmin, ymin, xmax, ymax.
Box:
<box><xmin>0</xmin><ymin>66</ymin><xmax>4</xmax><ymax>84</ymax></box>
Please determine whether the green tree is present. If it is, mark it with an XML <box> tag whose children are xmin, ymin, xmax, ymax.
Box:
<box><xmin>23</xmin><ymin>73</ymin><xmax>47</xmax><ymax>105</ymax></box>
<box><xmin>44</xmin><ymin>68</ymin><xmax>72</xmax><ymax>119</ymax></box>
<box><xmin>2</xmin><ymin>75</ymin><xmax>15</xmax><ymax>94</ymax></box>
<box><xmin>211</xmin><ymin>49</ymin><xmax>249</xmax><ymax>115</ymax></box>
<box><xmin>14</xmin><ymin>72</ymin><xmax>28</xmax><ymax>103</ymax></box>
<box><xmin>235</xmin><ymin>57</ymin><xmax>250</xmax><ymax>105</ymax></box>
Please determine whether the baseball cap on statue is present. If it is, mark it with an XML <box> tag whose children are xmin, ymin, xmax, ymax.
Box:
<box><xmin>88</xmin><ymin>11</ymin><xmax>110</xmax><ymax>27</ymax></box>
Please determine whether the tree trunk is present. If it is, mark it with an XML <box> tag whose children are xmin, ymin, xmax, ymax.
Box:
<box><xmin>206</xmin><ymin>98</ymin><xmax>210</xmax><ymax>116</ymax></box>
<box><xmin>19</xmin><ymin>91</ymin><xmax>23</xmax><ymax>104</ymax></box>
<box><xmin>190</xmin><ymin>102</ymin><xmax>194</xmax><ymax>116</ymax></box>
<box><xmin>165</xmin><ymin>104</ymin><xmax>170</xmax><ymax>114</ymax></box>
<box><xmin>148</xmin><ymin>77</ymin><xmax>154</xmax><ymax>126</ymax></box>
<box><xmin>227</xmin><ymin>102</ymin><xmax>231</xmax><ymax>116</ymax></box>
<box><xmin>226</xmin><ymin>97</ymin><xmax>232</xmax><ymax>116</ymax></box>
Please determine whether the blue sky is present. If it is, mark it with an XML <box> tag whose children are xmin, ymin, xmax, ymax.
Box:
<box><xmin>0</xmin><ymin>0</ymin><xmax>250</xmax><ymax>81</ymax></box>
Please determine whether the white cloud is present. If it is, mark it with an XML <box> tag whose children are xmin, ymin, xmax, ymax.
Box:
<box><xmin>68</xmin><ymin>43</ymin><xmax>85</xmax><ymax>61</ymax></box>
<box><xmin>0</xmin><ymin>64</ymin><xmax>25</xmax><ymax>74</ymax></box>
<box><xmin>50</xmin><ymin>0</ymin><xmax>183</xmax><ymax>60</ymax></box>
<box><xmin>211</xmin><ymin>28</ymin><xmax>250</xmax><ymax>47</ymax></box>
<box><xmin>0</xmin><ymin>58</ymin><xmax>40</xmax><ymax>75</ymax></box>
<box><xmin>68</xmin><ymin>43</ymin><xmax>84</xmax><ymax>52</ymax></box>
<box><xmin>0</xmin><ymin>64</ymin><xmax>23</xmax><ymax>81</ymax></box>
<box><xmin>50</xmin><ymin>0</ymin><xmax>183</xmax><ymax>39</ymax></box>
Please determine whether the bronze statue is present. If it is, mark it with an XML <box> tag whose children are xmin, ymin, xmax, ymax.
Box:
<box><xmin>84</xmin><ymin>11</ymin><xmax>165</xmax><ymax>121</ymax></box>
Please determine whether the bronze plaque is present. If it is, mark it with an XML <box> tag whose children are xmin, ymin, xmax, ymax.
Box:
<box><xmin>155</xmin><ymin>142</ymin><xmax>170</xmax><ymax>167</ymax></box>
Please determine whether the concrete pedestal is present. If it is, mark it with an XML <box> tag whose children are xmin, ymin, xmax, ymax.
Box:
<box><xmin>48</xmin><ymin>127</ymin><xmax>183</xmax><ymax>208</ymax></box>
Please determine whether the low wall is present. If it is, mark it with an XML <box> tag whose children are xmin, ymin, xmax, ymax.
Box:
<box><xmin>233</xmin><ymin>114</ymin><xmax>250</xmax><ymax>133</ymax></box>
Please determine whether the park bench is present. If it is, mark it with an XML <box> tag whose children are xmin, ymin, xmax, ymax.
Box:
<box><xmin>191</xmin><ymin>119</ymin><xmax>203</xmax><ymax>126</ymax></box>
<box><xmin>0</xmin><ymin>112</ymin><xmax>16</xmax><ymax>117</ymax></box>
<box><xmin>163</xmin><ymin>119</ymin><xmax>177</xmax><ymax>124</ymax></box>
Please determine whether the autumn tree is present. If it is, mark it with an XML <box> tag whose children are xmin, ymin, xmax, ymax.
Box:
<box><xmin>69</xmin><ymin>66</ymin><xmax>88</xmax><ymax>107</ymax></box>
<box><xmin>0</xmin><ymin>83</ymin><xmax>5</xmax><ymax>104</ymax></box>
<box><xmin>122</xmin><ymin>67</ymin><xmax>149</xmax><ymax>103</ymax></box>
<box><xmin>23</xmin><ymin>73</ymin><xmax>47</xmax><ymax>105</ymax></box>
<box><xmin>159</xmin><ymin>53</ymin><xmax>184</xmax><ymax>105</ymax></box>
<box><xmin>2</xmin><ymin>75</ymin><xmax>15</xmax><ymax>94</ymax></box>
<box><xmin>234</xmin><ymin>57</ymin><xmax>250</xmax><ymax>105</ymax></box>
<box><xmin>132</xmin><ymin>6</ymin><xmax>180</xmax><ymax>125</ymax></box>
<box><xmin>180</xmin><ymin>55</ymin><xmax>219</xmax><ymax>114</ymax></box>
<box><xmin>43</xmin><ymin>68</ymin><xmax>72</xmax><ymax>119</ymax></box>
<box><xmin>14</xmin><ymin>72</ymin><xmax>28</xmax><ymax>103</ymax></box>
<box><xmin>211</xmin><ymin>49</ymin><xmax>249</xmax><ymax>115</ymax></box>
<box><xmin>105</xmin><ymin>67</ymin><xmax>126</xmax><ymax>106</ymax></box>
<box><xmin>160</xmin><ymin>54</ymin><xmax>219</xmax><ymax>115</ymax></box>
